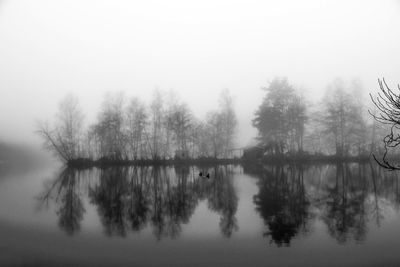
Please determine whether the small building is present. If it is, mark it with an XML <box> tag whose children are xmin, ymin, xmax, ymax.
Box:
<box><xmin>242</xmin><ymin>146</ymin><xmax>264</xmax><ymax>161</ymax></box>
<box><xmin>175</xmin><ymin>149</ymin><xmax>189</xmax><ymax>160</ymax></box>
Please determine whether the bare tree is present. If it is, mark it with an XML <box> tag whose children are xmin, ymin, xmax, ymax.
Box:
<box><xmin>369</xmin><ymin>78</ymin><xmax>400</xmax><ymax>170</ymax></box>
<box><xmin>36</xmin><ymin>93</ymin><xmax>84</xmax><ymax>162</ymax></box>
<box><xmin>219</xmin><ymin>89</ymin><xmax>237</xmax><ymax>158</ymax></box>
<box><xmin>169</xmin><ymin>103</ymin><xmax>193</xmax><ymax>152</ymax></box>
<box><xmin>206</xmin><ymin>111</ymin><xmax>224</xmax><ymax>158</ymax></box>
<box><xmin>126</xmin><ymin>97</ymin><xmax>148</xmax><ymax>160</ymax></box>
<box><xmin>149</xmin><ymin>89</ymin><xmax>164</xmax><ymax>160</ymax></box>
<box><xmin>163</xmin><ymin>91</ymin><xmax>180</xmax><ymax>159</ymax></box>
<box><xmin>93</xmin><ymin>92</ymin><xmax>127</xmax><ymax>160</ymax></box>
<box><xmin>321</xmin><ymin>79</ymin><xmax>366</xmax><ymax>158</ymax></box>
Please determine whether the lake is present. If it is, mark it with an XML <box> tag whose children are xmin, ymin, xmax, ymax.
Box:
<box><xmin>1</xmin><ymin>162</ymin><xmax>400</xmax><ymax>266</ymax></box>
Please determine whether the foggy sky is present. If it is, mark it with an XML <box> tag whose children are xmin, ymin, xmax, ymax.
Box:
<box><xmin>1</xmin><ymin>0</ymin><xmax>400</xmax><ymax>147</ymax></box>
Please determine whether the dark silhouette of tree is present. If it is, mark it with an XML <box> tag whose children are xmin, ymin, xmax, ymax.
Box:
<box><xmin>148</xmin><ymin>166</ymin><xmax>200</xmax><ymax>239</ymax></box>
<box><xmin>253</xmin><ymin>165</ymin><xmax>310</xmax><ymax>246</ymax></box>
<box><xmin>206</xmin><ymin>165</ymin><xmax>239</xmax><ymax>237</ymax></box>
<box><xmin>89</xmin><ymin>167</ymin><xmax>129</xmax><ymax>236</ymax></box>
<box><xmin>150</xmin><ymin>166</ymin><xmax>167</xmax><ymax>239</ymax></box>
<box><xmin>127</xmin><ymin>166</ymin><xmax>151</xmax><ymax>231</ymax></box>
<box><xmin>57</xmin><ymin>170</ymin><xmax>85</xmax><ymax>235</ymax></box>
<box><xmin>252</xmin><ymin>78</ymin><xmax>307</xmax><ymax>156</ymax></box>
<box><xmin>369</xmin><ymin>78</ymin><xmax>400</xmax><ymax>169</ymax></box>
<box><xmin>321</xmin><ymin>163</ymin><xmax>368</xmax><ymax>243</ymax></box>
<box><xmin>37</xmin><ymin>168</ymin><xmax>85</xmax><ymax>235</ymax></box>
<box><xmin>37</xmin><ymin>162</ymin><xmax>400</xmax><ymax>246</ymax></box>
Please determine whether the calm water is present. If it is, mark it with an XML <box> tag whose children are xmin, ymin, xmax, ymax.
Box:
<box><xmin>1</xmin><ymin>162</ymin><xmax>400</xmax><ymax>266</ymax></box>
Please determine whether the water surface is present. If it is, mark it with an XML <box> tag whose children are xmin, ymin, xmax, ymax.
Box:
<box><xmin>1</xmin><ymin>162</ymin><xmax>400</xmax><ymax>266</ymax></box>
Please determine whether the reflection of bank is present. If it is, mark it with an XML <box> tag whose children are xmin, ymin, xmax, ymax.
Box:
<box><xmin>252</xmin><ymin>165</ymin><xmax>310</xmax><ymax>246</ymax></box>
<box><xmin>37</xmin><ymin>164</ymin><xmax>239</xmax><ymax>240</ymax></box>
<box><xmin>248</xmin><ymin>162</ymin><xmax>400</xmax><ymax>246</ymax></box>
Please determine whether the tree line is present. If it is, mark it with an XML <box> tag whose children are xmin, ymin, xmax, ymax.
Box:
<box><xmin>37</xmin><ymin>89</ymin><xmax>237</xmax><ymax>162</ymax></box>
<box><xmin>252</xmin><ymin>77</ymin><xmax>387</xmax><ymax>158</ymax></box>
<box><xmin>38</xmin><ymin>77</ymin><xmax>392</xmax><ymax>163</ymax></box>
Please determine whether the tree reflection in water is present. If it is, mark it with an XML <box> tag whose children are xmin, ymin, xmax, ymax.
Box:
<box><xmin>127</xmin><ymin>166</ymin><xmax>150</xmax><ymax>232</ymax></box>
<box><xmin>37</xmin><ymin>163</ymin><xmax>400</xmax><ymax>244</ymax></box>
<box><xmin>38</xmin><ymin>168</ymin><xmax>85</xmax><ymax>235</ymax></box>
<box><xmin>321</xmin><ymin>163</ymin><xmax>368</xmax><ymax>243</ymax></box>
<box><xmin>38</xmin><ymin>164</ymin><xmax>238</xmax><ymax>239</ymax></box>
<box><xmin>320</xmin><ymin>163</ymin><xmax>400</xmax><ymax>243</ymax></box>
<box><xmin>89</xmin><ymin>167</ymin><xmax>129</xmax><ymax>236</ymax></box>
<box><xmin>249</xmin><ymin>162</ymin><xmax>400</xmax><ymax>247</ymax></box>
<box><xmin>206</xmin><ymin>165</ymin><xmax>239</xmax><ymax>237</ymax></box>
<box><xmin>252</xmin><ymin>164</ymin><xmax>310</xmax><ymax>246</ymax></box>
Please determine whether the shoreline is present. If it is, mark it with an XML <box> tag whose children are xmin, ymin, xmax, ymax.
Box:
<box><xmin>65</xmin><ymin>155</ymin><xmax>374</xmax><ymax>168</ymax></box>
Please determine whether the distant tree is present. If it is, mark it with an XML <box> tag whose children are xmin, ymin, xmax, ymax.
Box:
<box><xmin>169</xmin><ymin>103</ymin><xmax>193</xmax><ymax>152</ymax></box>
<box><xmin>205</xmin><ymin>111</ymin><xmax>225</xmax><ymax>158</ymax></box>
<box><xmin>93</xmin><ymin>92</ymin><xmax>126</xmax><ymax>160</ymax></box>
<box><xmin>322</xmin><ymin>79</ymin><xmax>367</xmax><ymax>157</ymax></box>
<box><xmin>287</xmin><ymin>95</ymin><xmax>307</xmax><ymax>153</ymax></box>
<box><xmin>195</xmin><ymin>121</ymin><xmax>211</xmax><ymax>158</ymax></box>
<box><xmin>200</xmin><ymin>89</ymin><xmax>238</xmax><ymax>159</ymax></box>
<box><xmin>350</xmin><ymin>79</ymin><xmax>369</xmax><ymax>156</ymax></box>
<box><xmin>38</xmin><ymin>88</ymin><xmax>239</xmax><ymax>162</ymax></box>
<box><xmin>218</xmin><ymin>89</ymin><xmax>238</xmax><ymax>158</ymax></box>
<box><xmin>252</xmin><ymin>78</ymin><xmax>307</xmax><ymax>156</ymax></box>
<box><xmin>126</xmin><ymin>97</ymin><xmax>148</xmax><ymax>160</ymax></box>
<box><xmin>37</xmin><ymin>93</ymin><xmax>84</xmax><ymax>161</ymax></box>
<box><xmin>163</xmin><ymin>91</ymin><xmax>179</xmax><ymax>158</ymax></box>
<box><xmin>149</xmin><ymin>89</ymin><xmax>164</xmax><ymax>160</ymax></box>
<box><xmin>303</xmin><ymin>107</ymin><xmax>330</xmax><ymax>155</ymax></box>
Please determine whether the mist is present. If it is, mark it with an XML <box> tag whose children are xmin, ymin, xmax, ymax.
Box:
<box><xmin>1</xmin><ymin>0</ymin><xmax>400</xmax><ymax>148</ymax></box>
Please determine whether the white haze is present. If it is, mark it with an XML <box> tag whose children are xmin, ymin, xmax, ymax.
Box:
<box><xmin>0</xmin><ymin>0</ymin><xmax>400</xmax><ymax>148</ymax></box>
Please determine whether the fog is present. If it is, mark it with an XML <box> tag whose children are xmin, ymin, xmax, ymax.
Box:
<box><xmin>1</xmin><ymin>0</ymin><xmax>400</xmax><ymax>147</ymax></box>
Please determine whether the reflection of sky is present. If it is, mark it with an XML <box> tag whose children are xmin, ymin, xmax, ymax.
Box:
<box><xmin>0</xmin><ymin>166</ymin><xmax>60</xmax><ymax>230</ymax></box>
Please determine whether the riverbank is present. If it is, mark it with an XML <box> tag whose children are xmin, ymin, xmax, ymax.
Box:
<box><xmin>65</xmin><ymin>154</ymin><xmax>375</xmax><ymax>168</ymax></box>
<box><xmin>66</xmin><ymin>157</ymin><xmax>244</xmax><ymax>168</ymax></box>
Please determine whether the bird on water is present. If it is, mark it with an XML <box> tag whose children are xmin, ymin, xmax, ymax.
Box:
<box><xmin>199</xmin><ymin>172</ymin><xmax>210</xmax><ymax>179</ymax></box>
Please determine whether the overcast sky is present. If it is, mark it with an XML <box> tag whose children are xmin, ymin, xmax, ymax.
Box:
<box><xmin>0</xmin><ymin>0</ymin><xmax>400</xmax><ymax>147</ymax></box>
